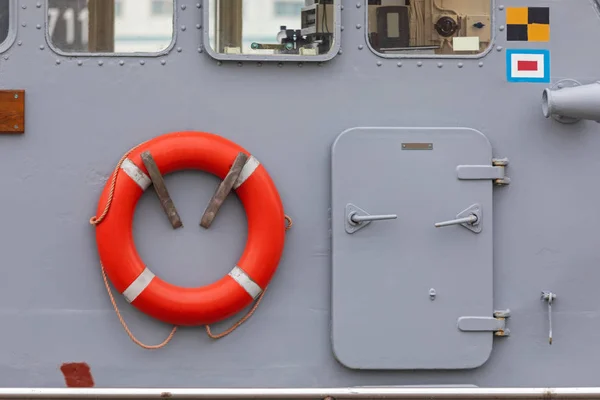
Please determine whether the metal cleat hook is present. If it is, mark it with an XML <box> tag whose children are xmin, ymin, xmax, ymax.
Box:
<box><xmin>541</xmin><ymin>291</ymin><xmax>556</xmax><ymax>345</ymax></box>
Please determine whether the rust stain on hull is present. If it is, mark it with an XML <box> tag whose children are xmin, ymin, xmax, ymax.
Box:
<box><xmin>60</xmin><ymin>362</ymin><xmax>95</xmax><ymax>387</ymax></box>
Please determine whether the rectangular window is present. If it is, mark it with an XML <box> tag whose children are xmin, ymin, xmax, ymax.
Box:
<box><xmin>206</xmin><ymin>0</ymin><xmax>339</xmax><ymax>61</ymax></box>
<box><xmin>48</xmin><ymin>0</ymin><xmax>174</xmax><ymax>54</ymax></box>
<box><xmin>367</xmin><ymin>0</ymin><xmax>493</xmax><ymax>57</ymax></box>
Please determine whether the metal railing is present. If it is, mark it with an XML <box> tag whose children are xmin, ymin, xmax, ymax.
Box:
<box><xmin>1</xmin><ymin>387</ymin><xmax>600</xmax><ymax>399</ymax></box>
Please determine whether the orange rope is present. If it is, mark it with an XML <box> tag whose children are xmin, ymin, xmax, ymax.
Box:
<box><xmin>205</xmin><ymin>219</ymin><xmax>292</xmax><ymax>340</ymax></box>
<box><xmin>89</xmin><ymin>140</ymin><xmax>150</xmax><ymax>226</ymax></box>
<box><xmin>90</xmin><ymin>146</ymin><xmax>292</xmax><ymax>349</ymax></box>
<box><xmin>100</xmin><ymin>263</ymin><xmax>177</xmax><ymax>349</ymax></box>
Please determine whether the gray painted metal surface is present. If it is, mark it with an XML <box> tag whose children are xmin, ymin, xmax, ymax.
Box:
<box><xmin>0</xmin><ymin>0</ymin><xmax>599</xmax><ymax>394</ymax></box>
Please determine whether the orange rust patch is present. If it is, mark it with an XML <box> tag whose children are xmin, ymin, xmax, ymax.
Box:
<box><xmin>60</xmin><ymin>362</ymin><xmax>94</xmax><ymax>387</ymax></box>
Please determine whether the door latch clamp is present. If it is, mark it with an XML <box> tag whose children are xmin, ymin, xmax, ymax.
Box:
<box><xmin>456</xmin><ymin>158</ymin><xmax>510</xmax><ymax>186</ymax></box>
<box><xmin>457</xmin><ymin>309</ymin><xmax>511</xmax><ymax>337</ymax></box>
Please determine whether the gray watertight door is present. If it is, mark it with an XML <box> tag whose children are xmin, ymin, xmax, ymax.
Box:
<box><xmin>330</xmin><ymin>127</ymin><xmax>496</xmax><ymax>370</ymax></box>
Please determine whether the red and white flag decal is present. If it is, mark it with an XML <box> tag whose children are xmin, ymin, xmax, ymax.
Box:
<box><xmin>506</xmin><ymin>49</ymin><xmax>550</xmax><ymax>83</ymax></box>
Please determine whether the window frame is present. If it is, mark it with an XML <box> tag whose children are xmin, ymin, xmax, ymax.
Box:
<box><xmin>202</xmin><ymin>0</ymin><xmax>342</xmax><ymax>62</ymax></box>
<box><xmin>45</xmin><ymin>0</ymin><xmax>178</xmax><ymax>58</ymax></box>
<box><xmin>363</xmin><ymin>0</ymin><xmax>496</xmax><ymax>59</ymax></box>
<box><xmin>0</xmin><ymin>0</ymin><xmax>17</xmax><ymax>54</ymax></box>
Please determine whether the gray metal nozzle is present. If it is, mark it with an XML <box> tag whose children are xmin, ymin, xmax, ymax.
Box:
<box><xmin>542</xmin><ymin>81</ymin><xmax>600</xmax><ymax>123</ymax></box>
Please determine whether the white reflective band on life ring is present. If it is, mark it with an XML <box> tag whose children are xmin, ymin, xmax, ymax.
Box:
<box><xmin>122</xmin><ymin>267</ymin><xmax>155</xmax><ymax>303</ymax></box>
<box><xmin>233</xmin><ymin>156</ymin><xmax>260</xmax><ymax>189</ymax></box>
<box><xmin>121</xmin><ymin>158</ymin><xmax>152</xmax><ymax>191</ymax></box>
<box><xmin>228</xmin><ymin>265</ymin><xmax>263</xmax><ymax>299</ymax></box>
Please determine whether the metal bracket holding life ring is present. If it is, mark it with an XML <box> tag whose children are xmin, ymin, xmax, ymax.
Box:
<box><xmin>89</xmin><ymin>131</ymin><xmax>292</xmax><ymax>349</ymax></box>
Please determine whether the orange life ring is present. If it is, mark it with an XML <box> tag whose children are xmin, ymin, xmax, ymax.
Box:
<box><xmin>93</xmin><ymin>131</ymin><xmax>286</xmax><ymax>326</ymax></box>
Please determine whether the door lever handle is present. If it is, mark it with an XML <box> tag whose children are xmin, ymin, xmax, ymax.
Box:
<box><xmin>345</xmin><ymin>203</ymin><xmax>397</xmax><ymax>234</ymax></box>
<box><xmin>435</xmin><ymin>214</ymin><xmax>478</xmax><ymax>228</ymax></box>
<box><xmin>434</xmin><ymin>203</ymin><xmax>482</xmax><ymax>233</ymax></box>
<box><xmin>349</xmin><ymin>212</ymin><xmax>397</xmax><ymax>224</ymax></box>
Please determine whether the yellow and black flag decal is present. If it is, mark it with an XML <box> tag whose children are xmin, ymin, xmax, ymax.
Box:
<box><xmin>506</xmin><ymin>7</ymin><xmax>550</xmax><ymax>42</ymax></box>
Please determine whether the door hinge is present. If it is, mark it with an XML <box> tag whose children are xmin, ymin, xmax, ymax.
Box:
<box><xmin>457</xmin><ymin>309</ymin><xmax>511</xmax><ymax>337</ymax></box>
<box><xmin>456</xmin><ymin>158</ymin><xmax>510</xmax><ymax>186</ymax></box>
